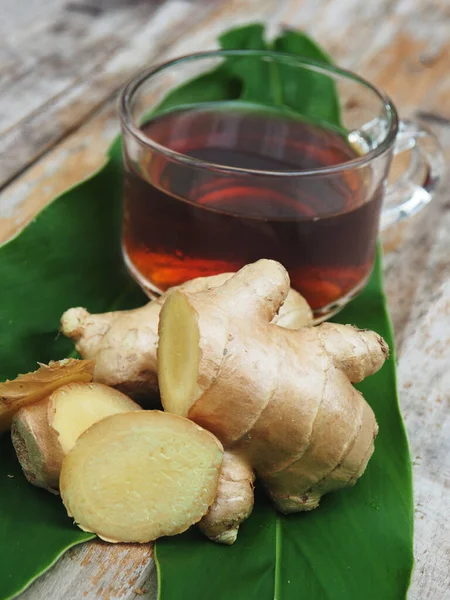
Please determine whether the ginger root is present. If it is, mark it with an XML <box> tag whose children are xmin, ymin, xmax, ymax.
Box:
<box><xmin>60</xmin><ymin>273</ymin><xmax>312</xmax><ymax>401</ymax></box>
<box><xmin>158</xmin><ymin>259</ymin><xmax>388</xmax><ymax>541</ymax></box>
<box><xmin>9</xmin><ymin>262</ymin><xmax>388</xmax><ymax>548</ymax></box>
<box><xmin>60</xmin><ymin>411</ymin><xmax>224</xmax><ymax>543</ymax></box>
<box><xmin>0</xmin><ymin>359</ymin><xmax>94</xmax><ymax>432</ymax></box>
<box><xmin>199</xmin><ymin>451</ymin><xmax>255</xmax><ymax>545</ymax></box>
<box><xmin>11</xmin><ymin>383</ymin><xmax>141</xmax><ymax>492</ymax></box>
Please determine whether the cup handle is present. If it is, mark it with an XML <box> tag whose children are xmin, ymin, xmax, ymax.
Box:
<box><xmin>380</xmin><ymin>119</ymin><xmax>446</xmax><ymax>231</ymax></box>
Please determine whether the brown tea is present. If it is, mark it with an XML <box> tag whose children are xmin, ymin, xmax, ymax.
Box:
<box><xmin>122</xmin><ymin>105</ymin><xmax>382</xmax><ymax>312</ymax></box>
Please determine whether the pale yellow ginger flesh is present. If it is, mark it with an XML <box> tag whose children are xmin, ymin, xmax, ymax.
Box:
<box><xmin>49</xmin><ymin>383</ymin><xmax>141</xmax><ymax>454</ymax></box>
<box><xmin>60</xmin><ymin>273</ymin><xmax>312</xmax><ymax>401</ymax></box>
<box><xmin>158</xmin><ymin>259</ymin><xmax>388</xmax><ymax>539</ymax></box>
<box><xmin>11</xmin><ymin>382</ymin><xmax>141</xmax><ymax>492</ymax></box>
<box><xmin>60</xmin><ymin>411</ymin><xmax>224</xmax><ymax>543</ymax></box>
<box><xmin>0</xmin><ymin>359</ymin><xmax>94</xmax><ymax>432</ymax></box>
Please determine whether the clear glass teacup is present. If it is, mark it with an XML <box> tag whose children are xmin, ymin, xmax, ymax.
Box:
<box><xmin>120</xmin><ymin>50</ymin><xmax>444</xmax><ymax>319</ymax></box>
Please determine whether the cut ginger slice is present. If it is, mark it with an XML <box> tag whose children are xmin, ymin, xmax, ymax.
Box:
<box><xmin>158</xmin><ymin>291</ymin><xmax>202</xmax><ymax>417</ymax></box>
<box><xmin>0</xmin><ymin>359</ymin><xmax>94</xmax><ymax>431</ymax></box>
<box><xmin>12</xmin><ymin>382</ymin><xmax>141</xmax><ymax>493</ymax></box>
<box><xmin>49</xmin><ymin>382</ymin><xmax>141</xmax><ymax>454</ymax></box>
<box><xmin>60</xmin><ymin>411</ymin><xmax>224</xmax><ymax>543</ymax></box>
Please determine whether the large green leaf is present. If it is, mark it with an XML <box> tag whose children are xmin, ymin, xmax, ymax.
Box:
<box><xmin>151</xmin><ymin>24</ymin><xmax>268</xmax><ymax>117</ymax></box>
<box><xmin>155</xmin><ymin>252</ymin><xmax>414</xmax><ymax>600</ymax></box>
<box><xmin>153</xmin><ymin>24</ymin><xmax>340</xmax><ymax>126</ymax></box>
<box><xmin>0</xmin><ymin>24</ymin><xmax>412</xmax><ymax>600</ymax></box>
<box><xmin>272</xmin><ymin>29</ymin><xmax>341</xmax><ymax>125</ymax></box>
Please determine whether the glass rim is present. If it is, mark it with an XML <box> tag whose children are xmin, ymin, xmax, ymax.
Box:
<box><xmin>119</xmin><ymin>49</ymin><xmax>399</xmax><ymax>177</ymax></box>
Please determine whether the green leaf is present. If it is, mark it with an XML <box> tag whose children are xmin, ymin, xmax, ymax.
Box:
<box><xmin>149</xmin><ymin>72</ymin><xmax>243</xmax><ymax>119</ymax></box>
<box><xmin>0</xmin><ymin>23</ymin><xmax>412</xmax><ymax>600</ymax></box>
<box><xmin>271</xmin><ymin>29</ymin><xmax>341</xmax><ymax>125</ymax></box>
<box><xmin>152</xmin><ymin>24</ymin><xmax>269</xmax><ymax>117</ymax></box>
<box><xmin>218</xmin><ymin>23</ymin><xmax>276</xmax><ymax>105</ymax></box>
<box><xmin>272</xmin><ymin>28</ymin><xmax>333</xmax><ymax>64</ymax></box>
<box><xmin>218</xmin><ymin>23</ymin><xmax>268</xmax><ymax>51</ymax></box>
<box><xmin>153</xmin><ymin>24</ymin><xmax>340</xmax><ymax>125</ymax></box>
<box><xmin>219</xmin><ymin>24</ymin><xmax>340</xmax><ymax>122</ymax></box>
<box><xmin>155</xmin><ymin>251</ymin><xmax>414</xmax><ymax>600</ymax></box>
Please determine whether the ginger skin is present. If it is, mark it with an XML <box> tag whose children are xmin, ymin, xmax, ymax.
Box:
<box><xmin>60</xmin><ymin>273</ymin><xmax>312</xmax><ymax>402</ymax></box>
<box><xmin>199</xmin><ymin>451</ymin><xmax>255</xmax><ymax>545</ymax></box>
<box><xmin>158</xmin><ymin>259</ymin><xmax>388</xmax><ymax>541</ymax></box>
<box><xmin>11</xmin><ymin>400</ymin><xmax>63</xmax><ymax>493</ymax></box>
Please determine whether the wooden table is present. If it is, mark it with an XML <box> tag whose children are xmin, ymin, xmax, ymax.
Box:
<box><xmin>1</xmin><ymin>1</ymin><xmax>449</xmax><ymax>598</ymax></box>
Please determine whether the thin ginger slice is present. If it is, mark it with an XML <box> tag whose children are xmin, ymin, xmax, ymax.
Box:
<box><xmin>12</xmin><ymin>383</ymin><xmax>141</xmax><ymax>492</ymax></box>
<box><xmin>48</xmin><ymin>382</ymin><xmax>141</xmax><ymax>454</ymax></box>
<box><xmin>0</xmin><ymin>359</ymin><xmax>95</xmax><ymax>432</ymax></box>
<box><xmin>60</xmin><ymin>411</ymin><xmax>224</xmax><ymax>543</ymax></box>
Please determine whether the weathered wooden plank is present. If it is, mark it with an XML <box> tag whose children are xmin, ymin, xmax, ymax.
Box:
<box><xmin>397</xmin><ymin>279</ymin><xmax>450</xmax><ymax>600</ymax></box>
<box><xmin>0</xmin><ymin>99</ymin><xmax>119</xmax><ymax>240</ymax></box>
<box><xmin>382</xmin><ymin>162</ymin><xmax>450</xmax><ymax>352</ymax></box>
<box><xmin>0</xmin><ymin>0</ymin><xmax>62</xmax><ymax>36</ymax></box>
<box><xmin>0</xmin><ymin>0</ymin><xmax>224</xmax><ymax>187</ymax></box>
<box><xmin>20</xmin><ymin>540</ymin><xmax>156</xmax><ymax>600</ymax></box>
<box><xmin>349</xmin><ymin>15</ymin><xmax>450</xmax><ymax>597</ymax></box>
<box><xmin>271</xmin><ymin>0</ymin><xmax>397</xmax><ymax>67</ymax></box>
<box><xmin>353</xmin><ymin>0</ymin><xmax>450</xmax><ymax>351</ymax></box>
<box><xmin>0</xmin><ymin>1</ymin><xmax>158</xmax><ymax>130</ymax></box>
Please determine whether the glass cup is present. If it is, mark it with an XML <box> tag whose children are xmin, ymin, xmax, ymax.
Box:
<box><xmin>119</xmin><ymin>50</ymin><xmax>444</xmax><ymax>320</ymax></box>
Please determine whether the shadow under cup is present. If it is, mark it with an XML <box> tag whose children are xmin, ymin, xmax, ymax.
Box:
<box><xmin>119</xmin><ymin>51</ymin><xmax>443</xmax><ymax>319</ymax></box>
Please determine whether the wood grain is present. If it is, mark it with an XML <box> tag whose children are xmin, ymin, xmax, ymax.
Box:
<box><xmin>19</xmin><ymin>541</ymin><xmax>156</xmax><ymax>600</ymax></box>
<box><xmin>398</xmin><ymin>279</ymin><xmax>450</xmax><ymax>599</ymax></box>
<box><xmin>1</xmin><ymin>0</ymin><xmax>449</xmax><ymax>598</ymax></box>
<box><xmin>0</xmin><ymin>0</ymin><xmax>221</xmax><ymax>188</ymax></box>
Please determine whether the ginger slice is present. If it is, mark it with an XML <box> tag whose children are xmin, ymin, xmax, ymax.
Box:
<box><xmin>0</xmin><ymin>359</ymin><xmax>94</xmax><ymax>432</ymax></box>
<box><xmin>11</xmin><ymin>383</ymin><xmax>141</xmax><ymax>492</ymax></box>
<box><xmin>48</xmin><ymin>382</ymin><xmax>141</xmax><ymax>454</ymax></box>
<box><xmin>157</xmin><ymin>290</ymin><xmax>202</xmax><ymax>418</ymax></box>
<box><xmin>60</xmin><ymin>411</ymin><xmax>224</xmax><ymax>543</ymax></box>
